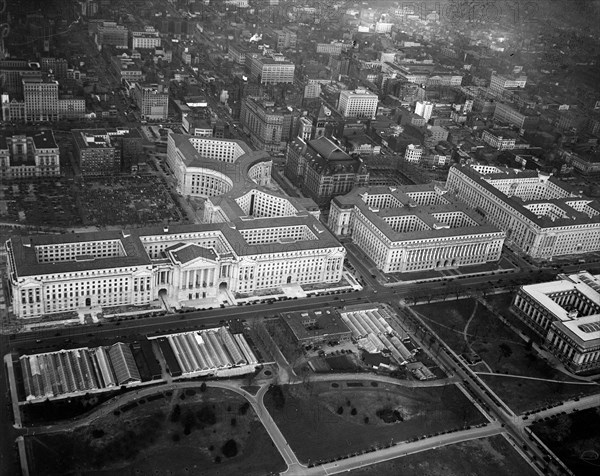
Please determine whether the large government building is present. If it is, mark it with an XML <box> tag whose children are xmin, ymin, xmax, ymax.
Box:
<box><xmin>6</xmin><ymin>188</ymin><xmax>345</xmax><ymax>319</ymax></box>
<box><xmin>166</xmin><ymin>133</ymin><xmax>273</xmax><ymax>198</ymax></box>
<box><xmin>328</xmin><ymin>184</ymin><xmax>505</xmax><ymax>273</ymax></box>
<box><xmin>511</xmin><ymin>271</ymin><xmax>600</xmax><ymax>374</ymax></box>
<box><xmin>446</xmin><ymin>164</ymin><xmax>600</xmax><ymax>260</ymax></box>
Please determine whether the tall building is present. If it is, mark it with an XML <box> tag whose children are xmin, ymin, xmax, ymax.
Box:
<box><xmin>6</xmin><ymin>190</ymin><xmax>344</xmax><ymax>319</ymax></box>
<box><xmin>0</xmin><ymin>60</ymin><xmax>42</xmax><ymax>96</ymax></box>
<box><xmin>249</xmin><ymin>54</ymin><xmax>295</xmax><ymax>84</ymax></box>
<box><xmin>328</xmin><ymin>184</ymin><xmax>504</xmax><ymax>273</ymax></box>
<box><xmin>72</xmin><ymin>129</ymin><xmax>119</xmax><ymax>176</ymax></box>
<box><xmin>0</xmin><ymin>131</ymin><xmax>60</xmax><ymax>179</ymax></box>
<box><xmin>285</xmin><ymin>136</ymin><xmax>369</xmax><ymax>207</ymax></box>
<box><xmin>133</xmin><ymin>83</ymin><xmax>169</xmax><ymax>121</ymax></box>
<box><xmin>489</xmin><ymin>72</ymin><xmax>527</xmax><ymax>93</ymax></box>
<box><xmin>239</xmin><ymin>97</ymin><xmax>293</xmax><ymax>152</ymax></box>
<box><xmin>511</xmin><ymin>271</ymin><xmax>600</xmax><ymax>374</ymax></box>
<box><xmin>90</xmin><ymin>21</ymin><xmax>129</xmax><ymax>49</ymax></box>
<box><xmin>493</xmin><ymin>102</ymin><xmax>539</xmax><ymax>129</ymax></box>
<box><xmin>23</xmin><ymin>78</ymin><xmax>59</xmax><ymax>122</ymax></box>
<box><xmin>446</xmin><ymin>164</ymin><xmax>600</xmax><ymax>260</ymax></box>
<box><xmin>131</xmin><ymin>26</ymin><xmax>161</xmax><ymax>49</ymax></box>
<box><xmin>414</xmin><ymin>101</ymin><xmax>433</xmax><ymax>121</ymax></box>
<box><xmin>338</xmin><ymin>89</ymin><xmax>378</xmax><ymax>119</ymax></box>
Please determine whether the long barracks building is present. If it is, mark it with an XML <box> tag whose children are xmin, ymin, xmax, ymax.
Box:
<box><xmin>328</xmin><ymin>184</ymin><xmax>504</xmax><ymax>273</ymax></box>
<box><xmin>6</xmin><ymin>189</ymin><xmax>345</xmax><ymax>319</ymax></box>
<box><xmin>446</xmin><ymin>165</ymin><xmax>600</xmax><ymax>260</ymax></box>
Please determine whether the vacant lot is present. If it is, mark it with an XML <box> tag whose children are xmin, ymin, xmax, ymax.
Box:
<box><xmin>79</xmin><ymin>175</ymin><xmax>184</xmax><ymax>226</ymax></box>
<box><xmin>26</xmin><ymin>387</ymin><xmax>285</xmax><ymax>476</ymax></box>
<box><xmin>348</xmin><ymin>435</ymin><xmax>537</xmax><ymax>476</ymax></box>
<box><xmin>531</xmin><ymin>407</ymin><xmax>600</xmax><ymax>476</ymax></box>
<box><xmin>0</xmin><ymin>175</ymin><xmax>185</xmax><ymax>228</ymax></box>
<box><xmin>263</xmin><ymin>381</ymin><xmax>485</xmax><ymax>463</ymax></box>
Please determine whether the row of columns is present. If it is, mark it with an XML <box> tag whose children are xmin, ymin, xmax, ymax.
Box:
<box><xmin>405</xmin><ymin>241</ymin><xmax>490</xmax><ymax>267</ymax></box>
<box><xmin>181</xmin><ymin>268</ymin><xmax>215</xmax><ymax>289</ymax></box>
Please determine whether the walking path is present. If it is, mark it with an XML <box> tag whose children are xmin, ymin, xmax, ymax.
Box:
<box><xmin>462</xmin><ymin>301</ymin><xmax>493</xmax><ymax>373</ymax></box>
<box><xmin>475</xmin><ymin>372</ymin><xmax>600</xmax><ymax>385</ymax></box>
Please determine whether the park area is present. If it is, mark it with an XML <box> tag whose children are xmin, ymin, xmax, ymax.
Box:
<box><xmin>263</xmin><ymin>380</ymin><xmax>485</xmax><ymax>463</ymax></box>
<box><xmin>531</xmin><ymin>407</ymin><xmax>600</xmax><ymax>476</ymax></box>
<box><xmin>0</xmin><ymin>175</ymin><xmax>185</xmax><ymax>228</ymax></box>
<box><xmin>413</xmin><ymin>297</ymin><xmax>600</xmax><ymax>413</ymax></box>
<box><xmin>347</xmin><ymin>435</ymin><xmax>537</xmax><ymax>476</ymax></box>
<box><xmin>25</xmin><ymin>386</ymin><xmax>285</xmax><ymax>476</ymax></box>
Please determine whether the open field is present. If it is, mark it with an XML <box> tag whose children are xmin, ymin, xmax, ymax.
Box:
<box><xmin>0</xmin><ymin>175</ymin><xmax>185</xmax><ymax>228</ymax></box>
<box><xmin>26</xmin><ymin>387</ymin><xmax>285</xmax><ymax>476</ymax></box>
<box><xmin>263</xmin><ymin>380</ymin><xmax>485</xmax><ymax>463</ymax></box>
<box><xmin>347</xmin><ymin>435</ymin><xmax>538</xmax><ymax>476</ymax></box>
<box><xmin>531</xmin><ymin>407</ymin><xmax>600</xmax><ymax>476</ymax></box>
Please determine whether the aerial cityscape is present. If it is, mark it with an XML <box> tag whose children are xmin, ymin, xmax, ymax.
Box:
<box><xmin>0</xmin><ymin>0</ymin><xmax>599</xmax><ymax>475</ymax></box>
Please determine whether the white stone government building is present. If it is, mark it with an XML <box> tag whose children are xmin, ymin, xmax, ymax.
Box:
<box><xmin>446</xmin><ymin>164</ymin><xmax>600</xmax><ymax>260</ymax></box>
<box><xmin>512</xmin><ymin>271</ymin><xmax>600</xmax><ymax>374</ymax></box>
<box><xmin>6</xmin><ymin>188</ymin><xmax>345</xmax><ymax>319</ymax></box>
<box><xmin>328</xmin><ymin>184</ymin><xmax>505</xmax><ymax>273</ymax></box>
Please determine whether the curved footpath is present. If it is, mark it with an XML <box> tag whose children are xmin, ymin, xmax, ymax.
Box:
<box><xmin>17</xmin><ymin>373</ymin><xmax>600</xmax><ymax>476</ymax></box>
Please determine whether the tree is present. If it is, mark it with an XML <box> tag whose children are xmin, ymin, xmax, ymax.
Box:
<box><xmin>170</xmin><ymin>404</ymin><xmax>181</xmax><ymax>423</ymax></box>
<box><xmin>337</xmin><ymin>406</ymin><xmax>344</xmax><ymax>415</ymax></box>
<box><xmin>200</xmin><ymin>382</ymin><xmax>207</xmax><ymax>392</ymax></box>
<box><xmin>221</xmin><ymin>439</ymin><xmax>238</xmax><ymax>458</ymax></box>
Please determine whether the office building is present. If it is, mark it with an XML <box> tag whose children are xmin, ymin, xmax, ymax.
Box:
<box><xmin>414</xmin><ymin>101</ymin><xmax>433</xmax><ymax>122</ymax></box>
<box><xmin>40</xmin><ymin>58</ymin><xmax>68</xmax><ymax>80</ymax></box>
<box><xmin>338</xmin><ymin>89</ymin><xmax>378</xmax><ymax>119</ymax></box>
<box><xmin>493</xmin><ymin>102</ymin><xmax>539</xmax><ymax>129</ymax></box>
<box><xmin>404</xmin><ymin>144</ymin><xmax>423</xmax><ymax>163</ymax></box>
<box><xmin>512</xmin><ymin>271</ymin><xmax>600</xmax><ymax>374</ymax></box>
<box><xmin>285</xmin><ymin>136</ymin><xmax>369</xmax><ymax>207</ymax></box>
<box><xmin>328</xmin><ymin>184</ymin><xmax>504</xmax><ymax>273</ymax></box>
<box><xmin>489</xmin><ymin>72</ymin><xmax>527</xmax><ymax>93</ymax></box>
<box><xmin>6</xmin><ymin>190</ymin><xmax>344</xmax><ymax>318</ymax></box>
<box><xmin>23</xmin><ymin>78</ymin><xmax>59</xmax><ymax>122</ymax></box>
<box><xmin>166</xmin><ymin>134</ymin><xmax>272</xmax><ymax>198</ymax></box>
<box><xmin>249</xmin><ymin>55</ymin><xmax>295</xmax><ymax>84</ymax></box>
<box><xmin>0</xmin><ymin>59</ymin><xmax>42</xmax><ymax>97</ymax></box>
<box><xmin>239</xmin><ymin>97</ymin><xmax>293</xmax><ymax>152</ymax></box>
<box><xmin>91</xmin><ymin>21</ymin><xmax>129</xmax><ymax>48</ymax></box>
<box><xmin>131</xmin><ymin>26</ymin><xmax>161</xmax><ymax>49</ymax></box>
<box><xmin>72</xmin><ymin>129</ymin><xmax>120</xmax><ymax>176</ymax></box>
<box><xmin>0</xmin><ymin>131</ymin><xmax>60</xmax><ymax>179</ymax></box>
<box><xmin>446</xmin><ymin>164</ymin><xmax>600</xmax><ymax>260</ymax></box>
<box><xmin>133</xmin><ymin>83</ymin><xmax>169</xmax><ymax>121</ymax></box>
<box><xmin>481</xmin><ymin>130</ymin><xmax>517</xmax><ymax>150</ymax></box>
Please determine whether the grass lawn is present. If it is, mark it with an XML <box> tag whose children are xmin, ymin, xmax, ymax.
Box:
<box><xmin>479</xmin><ymin>375</ymin><xmax>600</xmax><ymax>414</ymax></box>
<box><xmin>531</xmin><ymin>407</ymin><xmax>600</xmax><ymax>476</ymax></box>
<box><xmin>347</xmin><ymin>435</ymin><xmax>538</xmax><ymax>476</ymax></box>
<box><xmin>414</xmin><ymin>298</ymin><xmax>583</xmax><ymax>380</ymax></box>
<box><xmin>263</xmin><ymin>381</ymin><xmax>485</xmax><ymax>463</ymax></box>
<box><xmin>414</xmin><ymin>298</ymin><xmax>600</xmax><ymax>413</ymax></box>
<box><xmin>26</xmin><ymin>387</ymin><xmax>285</xmax><ymax>476</ymax></box>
